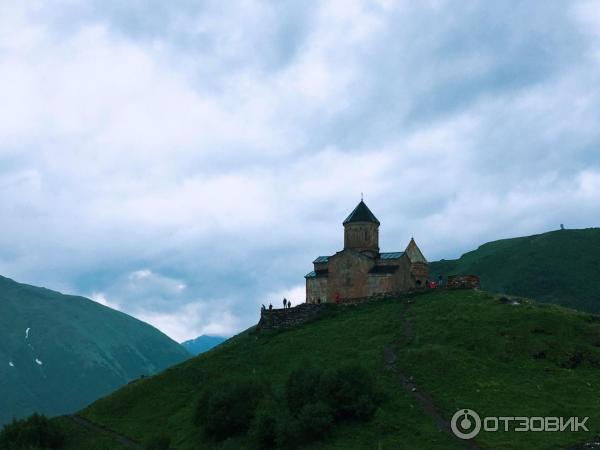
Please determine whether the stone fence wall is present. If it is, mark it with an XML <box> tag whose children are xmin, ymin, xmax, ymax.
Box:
<box><xmin>447</xmin><ymin>275</ymin><xmax>481</xmax><ymax>289</ymax></box>
<box><xmin>257</xmin><ymin>303</ymin><xmax>328</xmax><ymax>331</ymax></box>
<box><xmin>258</xmin><ymin>281</ymin><xmax>479</xmax><ymax>331</ymax></box>
<box><xmin>256</xmin><ymin>292</ymin><xmax>408</xmax><ymax>331</ymax></box>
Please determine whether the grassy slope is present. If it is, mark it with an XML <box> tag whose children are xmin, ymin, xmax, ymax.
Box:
<box><xmin>0</xmin><ymin>275</ymin><xmax>190</xmax><ymax>425</ymax></box>
<box><xmin>54</xmin><ymin>417</ymin><xmax>128</xmax><ymax>450</ymax></box>
<box><xmin>399</xmin><ymin>290</ymin><xmax>600</xmax><ymax>450</ymax></box>
<box><xmin>71</xmin><ymin>290</ymin><xmax>600</xmax><ymax>450</ymax></box>
<box><xmin>429</xmin><ymin>228</ymin><xmax>600</xmax><ymax>313</ymax></box>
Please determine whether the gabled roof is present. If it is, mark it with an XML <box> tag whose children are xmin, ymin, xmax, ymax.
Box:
<box><xmin>343</xmin><ymin>200</ymin><xmax>380</xmax><ymax>225</ymax></box>
<box><xmin>313</xmin><ymin>256</ymin><xmax>329</xmax><ymax>264</ymax></box>
<box><xmin>379</xmin><ymin>252</ymin><xmax>404</xmax><ymax>259</ymax></box>
<box><xmin>405</xmin><ymin>238</ymin><xmax>427</xmax><ymax>263</ymax></box>
<box><xmin>305</xmin><ymin>270</ymin><xmax>328</xmax><ymax>278</ymax></box>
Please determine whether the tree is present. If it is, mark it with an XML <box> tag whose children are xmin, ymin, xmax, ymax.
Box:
<box><xmin>0</xmin><ymin>413</ymin><xmax>64</xmax><ymax>450</ymax></box>
<box><xmin>320</xmin><ymin>364</ymin><xmax>379</xmax><ymax>421</ymax></box>
<box><xmin>195</xmin><ymin>378</ymin><xmax>264</xmax><ymax>440</ymax></box>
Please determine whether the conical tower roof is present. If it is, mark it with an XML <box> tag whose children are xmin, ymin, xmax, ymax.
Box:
<box><xmin>343</xmin><ymin>200</ymin><xmax>380</xmax><ymax>225</ymax></box>
<box><xmin>405</xmin><ymin>238</ymin><xmax>427</xmax><ymax>263</ymax></box>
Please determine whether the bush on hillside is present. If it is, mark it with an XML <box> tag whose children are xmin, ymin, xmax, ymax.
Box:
<box><xmin>0</xmin><ymin>413</ymin><xmax>65</xmax><ymax>450</ymax></box>
<box><xmin>320</xmin><ymin>364</ymin><xmax>380</xmax><ymax>421</ymax></box>
<box><xmin>249</xmin><ymin>397</ymin><xmax>280</xmax><ymax>449</ymax></box>
<box><xmin>196</xmin><ymin>365</ymin><xmax>380</xmax><ymax>448</ymax></box>
<box><xmin>256</xmin><ymin>363</ymin><xmax>379</xmax><ymax>448</ymax></box>
<box><xmin>285</xmin><ymin>363</ymin><xmax>380</xmax><ymax>422</ymax></box>
<box><xmin>195</xmin><ymin>378</ymin><xmax>264</xmax><ymax>441</ymax></box>
<box><xmin>143</xmin><ymin>435</ymin><xmax>171</xmax><ymax>450</ymax></box>
<box><xmin>273</xmin><ymin>409</ymin><xmax>301</xmax><ymax>449</ymax></box>
<box><xmin>285</xmin><ymin>364</ymin><xmax>322</xmax><ymax>414</ymax></box>
<box><xmin>296</xmin><ymin>401</ymin><xmax>334</xmax><ymax>440</ymax></box>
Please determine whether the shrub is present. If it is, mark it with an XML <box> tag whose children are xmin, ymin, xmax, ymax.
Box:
<box><xmin>144</xmin><ymin>435</ymin><xmax>171</xmax><ymax>450</ymax></box>
<box><xmin>249</xmin><ymin>398</ymin><xmax>279</xmax><ymax>449</ymax></box>
<box><xmin>250</xmin><ymin>397</ymin><xmax>306</xmax><ymax>450</ymax></box>
<box><xmin>0</xmin><ymin>413</ymin><xmax>64</xmax><ymax>450</ymax></box>
<box><xmin>273</xmin><ymin>409</ymin><xmax>301</xmax><ymax>450</ymax></box>
<box><xmin>320</xmin><ymin>364</ymin><xmax>379</xmax><ymax>421</ymax></box>
<box><xmin>280</xmin><ymin>364</ymin><xmax>379</xmax><ymax>446</ymax></box>
<box><xmin>284</xmin><ymin>365</ymin><xmax>322</xmax><ymax>414</ymax></box>
<box><xmin>195</xmin><ymin>378</ymin><xmax>264</xmax><ymax>440</ymax></box>
<box><xmin>297</xmin><ymin>401</ymin><xmax>333</xmax><ymax>440</ymax></box>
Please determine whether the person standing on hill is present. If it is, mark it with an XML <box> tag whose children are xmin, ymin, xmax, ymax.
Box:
<box><xmin>283</xmin><ymin>298</ymin><xmax>287</xmax><ymax>309</ymax></box>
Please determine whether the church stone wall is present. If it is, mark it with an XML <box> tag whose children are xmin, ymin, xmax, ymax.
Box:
<box><xmin>411</xmin><ymin>262</ymin><xmax>429</xmax><ymax>286</ymax></box>
<box><xmin>366</xmin><ymin>255</ymin><xmax>414</xmax><ymax>295</ymax></box>
<box><xmin>366</xmin><ymin>274</ymin><xmax>395</xmax><ymax>296</ymax></box>
<box><xmin>393</xmin><ymin>255</ymin><xmax>415</xmax><ymax>290</ymax></box>
<box><xmin>306</xmin><ymin>276</ymin><xmax>328</xmax><ymax>304</ymax></box>
<box><xmin>327</xmin><ymin>250</ymin><xmax>374</xmax><ymax>300</ymax></box>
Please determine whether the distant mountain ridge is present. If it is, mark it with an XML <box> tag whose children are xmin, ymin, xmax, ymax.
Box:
<box><xmin>430</xmin><ymin>228</ymin><xmax>600</xmax><ymax>313</ymax></box>
<box><xmin>0</xmin><ymin>275</ymin><xmax>190</xmax><ymax>425</ymax></box>
<box><xmin>182</xmin><ymin>335</ymin><xmax>226</xmax><ymax>355</ymax></box>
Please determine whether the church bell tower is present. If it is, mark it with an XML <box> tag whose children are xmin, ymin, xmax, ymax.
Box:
<box><xmin>342</xmin><ymin>200</ymin><xmax>380</xmax><ymax>255</ymax></box>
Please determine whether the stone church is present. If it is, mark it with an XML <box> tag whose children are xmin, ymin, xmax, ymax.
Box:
<box><xmin>305</xmin><ymin>200</ymin><xmax>428</xmax><ymax>303</ymax></box>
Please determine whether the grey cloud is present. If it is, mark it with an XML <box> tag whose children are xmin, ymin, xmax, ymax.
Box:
<box><xmin>1</xmin><ymin>1</ymin><xmax>600</xmax><ymax>340</ymax></box>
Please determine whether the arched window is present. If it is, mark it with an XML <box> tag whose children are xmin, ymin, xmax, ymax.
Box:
<box><xmin>364</xmin><ymin>230</ymin><xmax>368</xmax><ymax>240</ymax></box>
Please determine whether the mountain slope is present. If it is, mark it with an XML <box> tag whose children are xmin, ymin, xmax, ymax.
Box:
<box><xmin>0</xmin><ymin>275</ymin><xmax>190</xmax><ymax>425</ymax></box>
<box><xmin>61</xmin><ymin>290</ymin><xmax>600</xmax><ymax>450</ymax></box>
<box><xmin>181</xmin><ymin>335</ymin><xmax>226</xmax><ymax>355</ymax></box>
<box><xmin>430</xmin><ymin>228</ymin><xmax>600</xmax><ymax>313</ymax></box>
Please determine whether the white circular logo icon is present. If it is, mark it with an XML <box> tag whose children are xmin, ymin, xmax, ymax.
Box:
<box><xmin>451</xmin><ymin>409</ymin><xmax>482</xmax><ymax>439</ymax></box>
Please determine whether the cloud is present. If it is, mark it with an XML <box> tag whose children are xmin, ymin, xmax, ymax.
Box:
<box><xmin>135</xmin><ymin>301</ymin><xmax>241</xmax><ymax>342</ymax></box>
<box><xmin>0</xmin><ymin>1</ymin><xmax>599</xmax><ymax>340</ymax></box>
<box><xmin>266</xmin><ymin>285</ymin><xmax>306</xmax><ymax>309</ymax></box>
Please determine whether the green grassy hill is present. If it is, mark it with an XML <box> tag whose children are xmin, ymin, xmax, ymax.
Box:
<box><xmin>0</xmin><ymin>275</ymin><xmax>190</xmax><ymax>426</ymax></box>
<box><xmin>430</xmin><ymin>228</ymin><xmax>600</xmax><ymax>313</ymax></box>
<box><xmin>55</xmin><ymin>289</ymin><xmax>600</xmax><ymax>450</ymax></box>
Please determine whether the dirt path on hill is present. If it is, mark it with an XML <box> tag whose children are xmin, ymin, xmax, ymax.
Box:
<box><xmin>384</xmin><ymin>301</ymin><xmax>485</xmax><ymax>450</ymax></box>
<box><xmin>67</xmin><ymin>414</ymin><xmax>143</xmax><ymax>450</ymax></box>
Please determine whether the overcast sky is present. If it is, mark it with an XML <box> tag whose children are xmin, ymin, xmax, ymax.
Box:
<box><xmin>1</xmin><ymin>1</ymin><xmax>600</xmax><ymax>341</ymax></box>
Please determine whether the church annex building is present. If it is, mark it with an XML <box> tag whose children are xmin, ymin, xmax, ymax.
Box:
<box><xmin>305</xmin><ymin>200</ymin><xmax>428</xmax><ymax>303</ymax></box>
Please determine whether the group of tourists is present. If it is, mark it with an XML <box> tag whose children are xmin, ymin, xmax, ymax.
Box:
<box><xmin>261</xmin><ymin>297</ymin><xmax>293</xmax><ymax>312</ymax></box>
<box><xmin>423</xmin><ymin>275</ymin><xmax>444</xmax><ymax>289</ymax></box>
